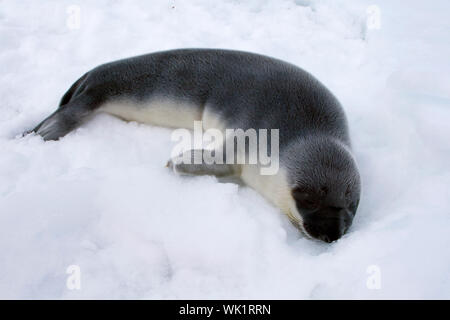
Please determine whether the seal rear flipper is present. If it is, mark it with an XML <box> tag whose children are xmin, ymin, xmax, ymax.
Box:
<box><xmin>31</xmin><ymin>96</ymin><xmax>97</xmax><ymax>141</ymax></box>
<box><xmin>26</xmin><ymin>72</ymin><xmax>92</xmax><ymax>141</ymax></box>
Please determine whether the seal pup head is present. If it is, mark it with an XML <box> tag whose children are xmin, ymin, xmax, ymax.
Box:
<box><xmin>285</xmin><ymin>136</ymin><xmax>361</xmax><ymax>243</ymax></box>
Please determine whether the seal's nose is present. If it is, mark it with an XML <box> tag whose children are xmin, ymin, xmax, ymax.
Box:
<box><xmin>318</xmin><ymin>234</ymin><xmax>332</xmax><ymax>243</ymax></box>
<box><xmin>316</xmin><ymin>223</ymin><xmax>344</xmax><ymax>243</ymax></box>
<box><xmin>303</xmin><ymin>207</ymin><xmax>352</xmax><ymax>243</ymax></box>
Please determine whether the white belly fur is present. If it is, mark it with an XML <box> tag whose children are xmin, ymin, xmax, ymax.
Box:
<box><xmin>240</xmin><ymin>165</ymin><xmax>299</xmax><ymax>219</ymax></box>
<box><xmin>99</xmin><ymin>98</ymin><xmax>203</xmax><ymax>130</ymax></box>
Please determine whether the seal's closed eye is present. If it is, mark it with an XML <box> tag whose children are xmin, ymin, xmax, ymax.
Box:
<box><xmin>292</xmin><ymin>188</ymin><xmax>322</xmax><ymax>211</ymax></box>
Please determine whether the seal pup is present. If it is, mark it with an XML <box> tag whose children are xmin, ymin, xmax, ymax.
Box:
<box><xmin>29</xmin><ymin>48</ymin><xmax>361</xmax><ymax>243</ymax></box>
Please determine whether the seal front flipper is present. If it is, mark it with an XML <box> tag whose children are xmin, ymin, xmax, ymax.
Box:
<box><xmin>167</xmin><ymin>149</ymin><xmax>237</xmax><ymax>177</ymax></box>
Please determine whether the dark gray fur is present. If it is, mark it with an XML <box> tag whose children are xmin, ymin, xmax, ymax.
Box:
<box><xmin>30</xmin><ymin>48</ymin><xmax>361</xmax><ymax>243</ymax></box>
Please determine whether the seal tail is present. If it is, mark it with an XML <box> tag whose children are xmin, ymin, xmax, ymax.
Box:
<box><xmin>27</xmin><ymin>73</ymin><xmax>95</xmax><ymax>141</ymax></box>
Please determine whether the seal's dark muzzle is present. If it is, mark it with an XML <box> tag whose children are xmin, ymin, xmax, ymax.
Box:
<box><xmin>302</xmin><ymin>207</ymin><xmax>353</xmax><ymax>243</ymax></box>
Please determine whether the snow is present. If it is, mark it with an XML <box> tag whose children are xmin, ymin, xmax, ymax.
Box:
<box><xmin>0</xmin><ymin>0</ymin><xmax>449</xmax><ymax>299</ymax></box>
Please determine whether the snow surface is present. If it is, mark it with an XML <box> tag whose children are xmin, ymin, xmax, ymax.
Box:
<box><xmin>0</xmin><ymin>0</ymin><xmax>449</xmax><ymax>299</ymax></box>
